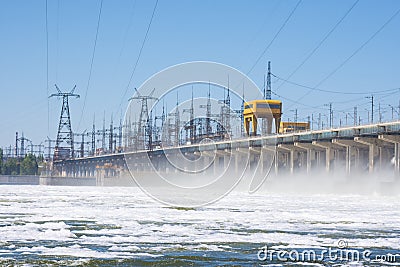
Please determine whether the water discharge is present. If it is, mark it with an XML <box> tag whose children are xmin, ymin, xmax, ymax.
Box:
<box><xmin>0</xmin><ymin>179</ymin><xmax>399</xmax><ymax>266</ymax></box>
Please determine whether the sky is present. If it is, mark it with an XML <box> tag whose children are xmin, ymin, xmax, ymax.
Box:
<box><xmin>0</xmin><ymin>0</ymin><xmax>400</xmax><ymax>149</ymax></box>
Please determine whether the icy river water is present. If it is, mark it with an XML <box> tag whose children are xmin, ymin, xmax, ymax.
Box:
<box><xmin>0</xmin><ymin>184</ymin><xmax>399</xmax><ymax>266</ymax></box>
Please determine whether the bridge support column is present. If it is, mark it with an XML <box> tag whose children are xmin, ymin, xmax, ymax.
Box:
<box><xmin>223</xmin><ymin>150</ymin><xmax>231</xmax><ymax>170</ymax></box>
<box><xmin>312</xmin><ymin>141</ymin><xmax>343</xmax><ymax>173</ymax></box>
<box><xmin>261</xmin><ymin>146</ymin><xmax>277</xmax><ymax>176</ymax></box>
<box><xmin>236</xmin><ymin>148</ymin><xmax>251</xmax><ymax>175</ymax></box>
<box><xmin>379</xmin><ymin>134</ymin><xmax>400</xmax><ymax>173</ymax></box>
<box><xmin>261</xmin><ymin>145</ymin><xmax>279</xmax><ymax>175</ymax></box>
<box><xmin>234</xmin><ymin>152</ymin><xmax>240</xmax><ymax>174</ymax></box>
<box><xmin>294</xmin><ymin>142</ymin><xmax>322</xmax><ymax>173</ymax></box>
<box><xmin>278</xmin><ymin>144</ymin><xmax>300</xmax><ymax>174</ymax></box>
<box><xmin>248</xmin><ymin>147</ymin><xmax>261</xmax><ymax>173</ymax></box>
<box><xmin>213</xmin><ymin>155</ymin><xmax>220</xmax><ymax>175</ymax></box>
<box><xmin>354</xmin><ymin>137</ymin><xmax>388</xmax><ymax>173</ymax></box>
<box><xmin>332</xmin><ymin>139</ymin><xmax>368</xmax><ymax>175</ymax></box>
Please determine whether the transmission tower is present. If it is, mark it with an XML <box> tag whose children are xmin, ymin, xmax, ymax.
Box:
<box><xmin>129</xmin><ymin>88</ymin><xmax>157</xmax><ymax>150</ymax></box>
<box><xmin>49</xmin><ymin>85</ymin><xmax>80</xmax><ymax>160</ymax></box>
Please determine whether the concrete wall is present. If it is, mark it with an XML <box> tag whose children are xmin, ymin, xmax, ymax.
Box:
<box><xmin>0</xmin><ymin>175</ymin><xmax>39</xmax><ymax>185</ymax></box>
<box><xmin>39</xmin><ymin>176</ymin><xmax>96</xmax><ymax>186</ymax></box>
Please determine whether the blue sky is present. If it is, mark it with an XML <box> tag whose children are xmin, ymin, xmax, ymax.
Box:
<box><xmin>0</xmin><ymin>0</ymin><xmax>400</xmax><ymax>148</ymax></box>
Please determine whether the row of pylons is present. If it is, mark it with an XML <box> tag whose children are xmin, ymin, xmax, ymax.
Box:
<box><xmin>50</xmin><ymin>62</ymin><xmax>282</xmax><ymax>160</ymax></box>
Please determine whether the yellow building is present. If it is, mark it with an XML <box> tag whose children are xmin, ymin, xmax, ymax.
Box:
<box><xmin>279</xmin><ymin>121</ymin><xmax>310</xmax><ymax>133</ymax></box>
<box><xmin>243</xmin><ymin>99</ymin><xmax>282</xmax><ymax>136</ymax></box>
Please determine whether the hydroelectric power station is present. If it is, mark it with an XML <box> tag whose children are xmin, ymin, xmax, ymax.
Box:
<box><xmin>34</xmin><ymin>62</ymin><xmax>400</xmax><ymax>188</ymax></box>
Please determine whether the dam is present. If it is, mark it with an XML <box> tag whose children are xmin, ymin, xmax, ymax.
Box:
<box><xmin>49</xmin><ymin>121</ymin><xmax>400</xmax><ymax>186</ymax></box>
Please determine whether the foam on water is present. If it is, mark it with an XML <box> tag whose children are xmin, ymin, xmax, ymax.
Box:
<box><xmin>0</xmin><ymin>185</ymin><xmax>399</xmax><ymax>265</ymax></box>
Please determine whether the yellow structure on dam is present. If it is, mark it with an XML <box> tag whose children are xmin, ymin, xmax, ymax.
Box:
<box><xmin>243</xmin><ymin>99</ymin><xmax>282</xmax><ymax>136</ymax></box>
<box><xmin>279</xmin><ymin>121</ymin><xmax>310</xmax><ymax>133</ymax></box>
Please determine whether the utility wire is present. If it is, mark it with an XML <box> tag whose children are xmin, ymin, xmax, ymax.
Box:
<box><xmin>78</xmin><ymin>0</ymin><xmax>104</xmax><ymax>130</ymax></box>
<box><xmin>291</xmin><ymin>6</ymin><xmax>400</xmax><ymax>105</ymax></box>
<box><xmin>55</xmin><ymin>0</ymin><xmax>60</xmax><ymax>83</ymax></box>
<box><xmin>45</xmin><ymin>0</ymin><xmax>50</xmax><ymax>136</ymax></box>
<box><xmin>276</xmin><ymin>0</ymin><xmax>359</xmax><ymax>91</ymax></box>
<box><xmin>272</xmin><ymin>85</ymin><xmax>400</xmax><ymax>113</ymax></box>
<box><xmin>271</xmin><ymin>91</ymin><xmax>320</xmax><ymax>109</ymax></box>
<box><xmin>115</xmin><ymin>0</ymin><xmax>137</xmax><ymax>67</ymax></box>
<box><xmin>119</xmin><ymin>0</ymin><xmax>159</xmax><ymax>109</ymax></box>
<box><xmin>316</xmin><ymin>7</ymin><xmax>400</xmax><ymax>88</ymax></box>
<box><xmin>246</xmin><ymin>0</ymin><xmax>302</xmax><ymax>75</ymax></box>
<box><xmin>239</xmin><ymin>1</ymin><xmax>282</xmax><ymax>56</ymax></box>
<box><xmin>272</xmin><ymin>73</ymin><xmax>400</xmax><ymax>95</ymax></box>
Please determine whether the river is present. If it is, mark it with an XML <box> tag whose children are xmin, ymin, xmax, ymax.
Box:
<box><xmin>0</xmin><ymin>184</ymin><xmax>399</xmax><ymax>266</ymax></box>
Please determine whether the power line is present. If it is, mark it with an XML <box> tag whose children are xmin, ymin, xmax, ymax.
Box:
<box><xmin>78</xmin><ymin>0</ymin><xmax>104</xmax><ymax>130</ymax></box>
<box><xmin>119</xmin><ymin>0</ymin><xmax>159</xmax><ymax>109</ymax></box>
<box><xmin>276</xmin><ymin>0</ymin><xmax>359</xmax><ymax>91</ymax></box>
<box><xmin>238</xmin><ymin>1</ymin><xmax>283</xmax><ymax>56</ymax></box>
<box><xmin>55</xmin><ymin>0</ymin><xmax>60</xmax><ymax>83</ymax></box>
<box><xmin>45</xmin><ymin>0</ymin><xmax>50</xmax><ymax>136</ymax></box>
<box><xmin>315</xmin><ymin>6</ymin><xmax>400</xmax><ymax>88</ymax></box>
<box><xmin>246</xmin><ymin>0</ymin><xmax>302</xmax><ymax>75</ymax></box>
<box><xmin>271</xmin><ymin>91</ymin><xmax>319</xmax><ymax>109</ymax></box>
<box><xmin>272</xmin><ymin>73</ymin><xmax>400</xmax><ymax>95</ymax></box>
<box><xmin>113</xmin><ymin>0</ymin><xmax>137</xmax><ymax>73</ymax></box>
<box><xmin>272</xmin><ymin>86</ymin><xmax>400</xmax><ymax>114</ymax></box>
<box><xmin>290</xmin><ymin>6</ymin><xmax>400</xmax><ymax>105</ymax></box>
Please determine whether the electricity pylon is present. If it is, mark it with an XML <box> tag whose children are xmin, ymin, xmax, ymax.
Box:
<box><xmin>49</xmin><ymin>84</ymin><xmax>80</xmax><ymax>160</ymax></box>
<box><xmin>129</xmin><ymin>88</ymin><xmax>157</xmax><ymax>150</ymax></box>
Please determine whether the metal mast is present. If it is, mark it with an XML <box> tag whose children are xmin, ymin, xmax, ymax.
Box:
<box><xmin>129</xmin><ymin>88</ymin><xmax>157</xmax><ymax>150</ymax></box>
<box><xmin>109</xmin><ymin>115</ymin><xmax>113</xmax><ymax>153</ymax></box>
<box><xmin>49</xmin><ymin>84</ymin><xmax>80</xmax><ymax>160</ymax></box>
<box><xmin>206</xmin><ymin>83</ymin><xmax>212</xmax><ymax>136</ymax></box>
<box><xmin>241</xmin><ymin>84</ymin><xmax>245</xmax><ymax>136</ymax></box>
<box><xmin>146</xmin><ymin>110</ymin><xmax>153</xmax><ymax>150</ymax></box>
<box><xmin>15</xmin><ymin>132</ymin><xmax>18</xmax><ymax>158</ymax></box>
<box><xmin>183</xmin><ymin>88</ymin><xmax>196</xmax><ymax>144</ymax></box>
<box><xmin>102</xmin><ymin>112</ymin><xmax>106</xmax><ymax>151</ymax></box>
<box><xmin>91</xmin><ymin>115</ymin><xmax>96</xmax><ymax>155</ymax></box>
<box><xmin>20</xmin><ymin>132</ymin><xmax>25</xmax><ymax>158</ymax></box>
<box><xmin>174</xmin><ymin>92</ymin><xmax>180</xmax><ymax>146</ymax></box>
<box><xmin>190</xmin><ymin>87</ymin><xmax>194</xmax><ymax>143</ymax></box>
<box><xmin>118</xmin><ymin>117</ymin><xmax>123</xmax><ymax>149</ymax></box>
<box><xmin>219</xmin><ymin>77</ymin><xmax>231</xmax><ymax>138</ymax></box>
<box><xmin>79</xmin><ymin>131</ymin><xmax>86</xmax><ymax>158</ymax></box>
<box><xmin>225</xmin><ymin>82</ymin><xmax>231</xmax><ymax>136</ymax></box>
<box><xmin>266</xmin><ymin>61</ymin><xmax>272</xmax><ymax>100</ymax></box>
<box><xmin>154</xmin><ymin>101</ymin><xmax>165</xmax><ymax>147</ymax></box>
<box><xmin>354</xmin><ymin>107</ymin><xmax>357</xmax><ymax>126</ymax></box>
